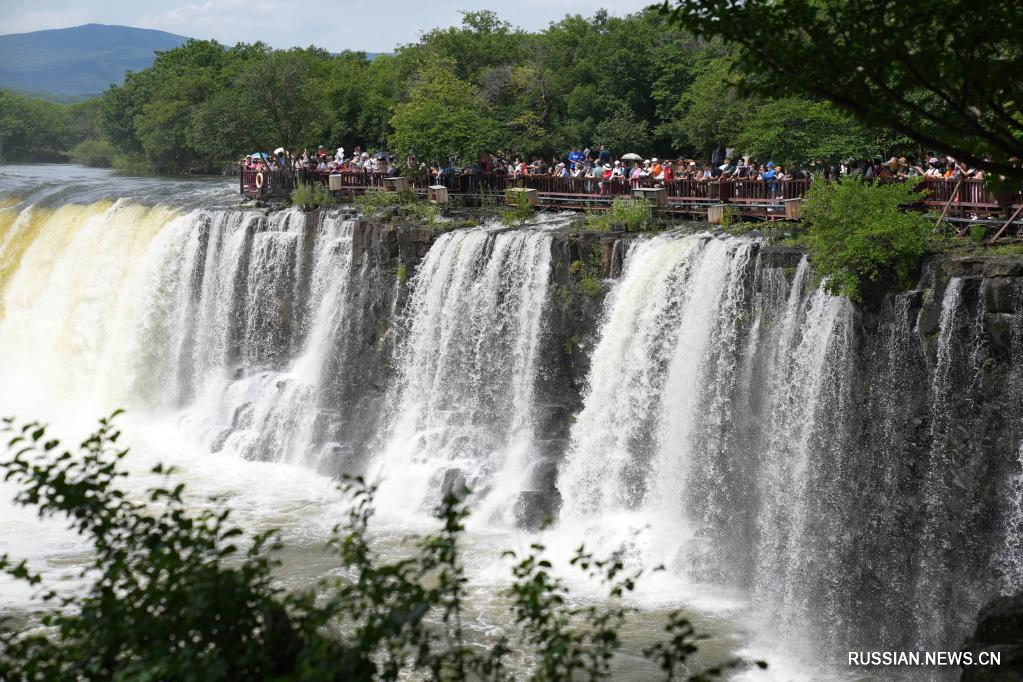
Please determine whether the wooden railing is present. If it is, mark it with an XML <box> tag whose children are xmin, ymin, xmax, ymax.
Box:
<box><xmin>240</xmin><ymin>167</ymin><xmax>295</xmax><ymax>198</ymax></box>
<box><xmin>240</xmin><ymin>165</ymin><xmax>1023</xmax><ymax>224</ymax></box>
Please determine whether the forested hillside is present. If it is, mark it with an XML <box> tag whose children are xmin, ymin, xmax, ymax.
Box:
<box><xmin>0</xmin><ymin>24</ymin><xmax>188</xmax><ymax>98</ymax></box>
<box><xmin>0</xmin><ymin>10</ymin><xmax>902</xmax><ymax>173</ymax></box>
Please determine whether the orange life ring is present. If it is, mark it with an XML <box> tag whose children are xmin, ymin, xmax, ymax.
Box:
<box><xmin>255</xmin><ymin>171</ymin><xmax>265</xmax><ymax>189</ymax></box>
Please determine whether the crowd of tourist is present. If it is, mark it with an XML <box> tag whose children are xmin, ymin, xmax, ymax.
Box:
<box><xmin>242</xmin><ymin>142</ymin><xmax>986</xmax><ymax>188</ymax></box>
<box><xmin>843</xmin><ymin>155</ymin><xmax>986</xmax><ymax>181</ymax></box>
<box><xmin>242</xmin><ymin>145</ymin><xmax>398</xmax><ymax>175</ymax></box>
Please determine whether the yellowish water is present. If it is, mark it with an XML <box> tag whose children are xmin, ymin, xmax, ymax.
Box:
<box><xmin>0</xmin><ymin>200</ymin><xmax>184</xmax><ymax>410</ymax></box>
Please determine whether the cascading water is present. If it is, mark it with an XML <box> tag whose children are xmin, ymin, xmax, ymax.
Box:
<box><xmin>556</xmin><ymin>232</ymin><xmax>1023</xmax><ymax>670</ymax></box>
<box><xmin>0</xmin><ymin>201</ymin><xmax>376</xmax><ymax>470</ymax></box>
<box><xmin>1000</xmin><ymin>280</ymin><xmax>1023</xmax><ymax>590</ymax></box>
<box><xmin>371</xmin><ymin>226</ymin><xmax>553</xmax><ymax>526</ymax></box>
<box><xmin>3</xmin><ymin>164</ymin><xmax>1023</xmax><ymax>680</ymax></box>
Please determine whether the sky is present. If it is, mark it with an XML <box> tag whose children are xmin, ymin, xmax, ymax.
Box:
<box><xmin>1</xmin><ymin>0</ymin><xmax>657</xmax><ymax>52</ymax></box>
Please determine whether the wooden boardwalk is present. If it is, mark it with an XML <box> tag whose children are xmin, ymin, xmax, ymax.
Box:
<box><xmin>240</xmin><ymin>167</ymin><xmax>1023</xmax><ymax>235</ymax></box>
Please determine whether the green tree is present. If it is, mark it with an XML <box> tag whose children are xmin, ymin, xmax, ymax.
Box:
<box><xmin>593</xmin><ymin>103</ymin><xmax>651</xmax><ymax>155</ymax></box>
<box><xmin>68</xmin><ymin>138</ymin><xmax>119</xmax><ymax>167</ymax></box>
<box><xmin>389</xmin><ymin>65</ymin><xmax>499</xmax><ymax>166</ymax></box>
<box><xmin>233</xmin><ymin>48</ymin><xmax>330</xmax><ymax>153</ymax></box>
<box><xmin>802</xmin><ymin>176</ymin><xmax>933</xmax><ymax>302</ymax></box>
<box><xmin>736</xmin><ymin>98</ymin><xmax>877</xmax><ymax>166</ymax></box>
<box><xmin>669</xmin><ymin>55</ymin><xmax>750</xmax><ymax>157</ymax></box>
<box><xmin>0</xmin><ymin>90</ymin><xmax>69</xmax><ymax>161</ymax></box>
<box><xmin>660</xmin><ymin>0</ymin><xmax>1023</xmax><ymax>186</ymax></box>
<box><xmin>417</xmin><ymin>11</ymin><xmax>527</xmax><ymax>83</ymax></box>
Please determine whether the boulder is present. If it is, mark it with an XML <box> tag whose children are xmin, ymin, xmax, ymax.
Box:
<box><xmin>514</xmin><ymin>490</ymin><xmax>559</xmax><ymax>531</ymax></box>
<box><xmin>983</xmin><ymin>278</ymin><xmax>1019</xmax><ymax>314</ymax></box>
<box><xmin>961</xmin><ymin>593</ymin><xmax>1023</xmax><ymax>681</ymax></box>
<box><xmin>210</xmin><ymin>428</ymin><xmax>233</xmax><ymax>453</ymax></box>
<box><xmin>439</xmin><ymin>468</ymin><xmax>468</xmax><ymax>501</ymax></box>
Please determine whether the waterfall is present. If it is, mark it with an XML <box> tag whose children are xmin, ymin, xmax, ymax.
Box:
<box><xmin>557</xmin><ymin>236</ymin><xmax>857</xmax><ymax>595</ymax></box>
<box><xmin>0</xmin><ymin>202</ymin><xmax>372</xmax><ymax>469</ymax></box>
<box><xmin>0</xmin><ymin>200</ymin><xmax>182</xmax><ymax>411</ymax></box>
<box><xmin>1000</xmin><ymin>280</ymin><xmax>1023</xmax><ymax>589</ymax></box>
<box><xmin>371</xmin><ymin>227</ymin><xmax>553</xmax><ymax>525</ymax></box>
<box><xmin>555</xmin><ymin>233</ymin><xmax>1022</xmax><ymax>659</ymax></box>
<box><xmin>3</xmin><ymin>193</ymin><xmax>1023</xmax><ymax>672</ymax></box>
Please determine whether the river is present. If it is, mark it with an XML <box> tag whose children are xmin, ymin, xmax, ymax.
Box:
<box><xmin>2</xmin><ymin>164</ymin><xmax>1019</xmax><ymax>681</ymax></box>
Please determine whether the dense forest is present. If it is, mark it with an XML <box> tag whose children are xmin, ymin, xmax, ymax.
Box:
<box><xmin>0</xmin><ymin>9</ymin><xmax>904</xmax><ymax>174</ymax></box>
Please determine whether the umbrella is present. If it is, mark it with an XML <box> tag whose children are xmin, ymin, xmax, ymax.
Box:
<box><xmin>250</xmin><ymin>152</ymin><xmax>270</xmax><ymax>160</ymax></box>
<box><xmin>372</xmin><ymin>151</ymin><xmax>391</xmax><ymax>160</ymax></box>
<box><xmin>620</xmin><ymin>152</ymin><xmax>642</xmax><ymax>161</ymax></box>
<box><xmin>273</xmin><ymin>147</ymin><xmax>285</xmax><ymax>155</ymax></box>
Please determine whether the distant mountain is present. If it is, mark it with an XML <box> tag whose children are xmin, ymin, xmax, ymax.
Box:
<box><xmin>0</xmin><ymin>24</ymin><xmax>189</xmax><ymax>99</ymax></box>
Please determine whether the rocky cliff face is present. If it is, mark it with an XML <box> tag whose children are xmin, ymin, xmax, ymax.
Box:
<box><xmin>342</xmin><ymin>216</ymin><xmax>1023</xmax><ymax>667</ymax></box>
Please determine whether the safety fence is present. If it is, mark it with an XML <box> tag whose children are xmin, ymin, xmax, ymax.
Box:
<box><xmin>240</xmin><ymin>166</ymin><xmax>1023</xmax><ymax>225</ymax></box>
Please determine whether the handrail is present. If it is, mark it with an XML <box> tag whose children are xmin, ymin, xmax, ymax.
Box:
<box><xmin>239</xmin><ymin>165</ymin><xmax>1023</xmax><ymax>230</ymax></box>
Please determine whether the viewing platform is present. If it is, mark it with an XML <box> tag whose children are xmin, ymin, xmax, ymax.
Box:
<box><xmin>240</xmin><ymin>167</ymin><xmax>1023</xmax><ymax>231</ymax></box>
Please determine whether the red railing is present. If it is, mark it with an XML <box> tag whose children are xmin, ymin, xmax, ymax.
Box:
<box><xmin>240</xmin><ymin>165</ymin><xmax>1023</xmax><ymax>222</ymax></box>
<box><xmin>240</xmin><ymin>167</ymin><xmax>295</xmax><ymax>198</ymax></box>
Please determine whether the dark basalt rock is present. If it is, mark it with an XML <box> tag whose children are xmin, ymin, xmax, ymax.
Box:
<box><xmin>961</xmin><ymin>593</ymin><xmax>1023</xmax><ymax>682</ymax></box>
<box><xmin>439</xmin><ymin>468</ymin><xmax>468</xmax><ymax>500</ymax></box>
<box><xmin>985</xmin><ymin>277</ymin><xmax>1019</xmax><ymax>314</ymax></box>
<box><xmin>210</xmin><ymin>428</ymin><xmax>232</xmax><ymax>453</ymax></box>
<box><xmin>514</xmin><ymin>490</ymin><xmax>556</xmax><ymax>531</ymax></box>
<box><xmin>231</xmin><ymin>402</ymin><xmax>253</xmax><ymax>428</ymax></box>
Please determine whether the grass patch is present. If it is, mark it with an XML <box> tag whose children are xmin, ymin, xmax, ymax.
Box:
<box><xmin>353</xmin><ymin>189</ymin><xmax>440</xmax><ymax>225</ymax></box>
<box><xmin>291</xmin><ymin>181</ymin><xmax>337</xmax><ymax>211</ymax></box>
<box><xmin>967</xmin><ymin>225</ymin><xmax>987</xmax><ymax>243</ymax></box>
<box><xmin>579</xmin><ymin>276</ymin><xmax>605</xmax><ymax>298</ymax></box>
<box><xmin>503</xmin><ymin>189</ymin><xmax>536</xmax><ymax>226</ymax></box>
<box><xmin>585</xmin><ymin>198</ymin><xmax>654</xmax><ymax>233</ymax></box>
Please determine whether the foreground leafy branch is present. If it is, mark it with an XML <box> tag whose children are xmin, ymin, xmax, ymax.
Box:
<box><xmin>0</xmin><ymin>414</ymin><xmax>763</xmax><ymax>681</ymax></box>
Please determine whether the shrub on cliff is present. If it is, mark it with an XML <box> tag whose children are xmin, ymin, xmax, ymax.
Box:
<box><xmin>801</xmin><ymin>176</ymin><xmax>932</xmax><ymax>302</ymax></box>
<box><xmin>291</xmin><ymin>181</ymin><xmax>338</xmax><ymax>211</ymax></box>
<box><xmin>0</xmin><ymin>414</ymin><xmax>758</xmax><ymax>681</ymax></box>
<box><xmin>585</xmin><ymin>198</ymin><xmax>655</xmax><ymax>233</ymax></box>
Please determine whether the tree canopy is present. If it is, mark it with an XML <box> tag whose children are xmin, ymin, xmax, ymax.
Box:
<box><xmin>388</xmin><ymin>65</ymin><xmax>499</xmax><ymax>166</ymax></box>
<box><xmin>2</xmin><ymin>8</ymin><xmax>912</xmax><ymax>173</ymax></box>
<box><xmin>659</xmin><ymin>0</ymin><xmax>1023</xmax><ymax>186</ymax></box>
